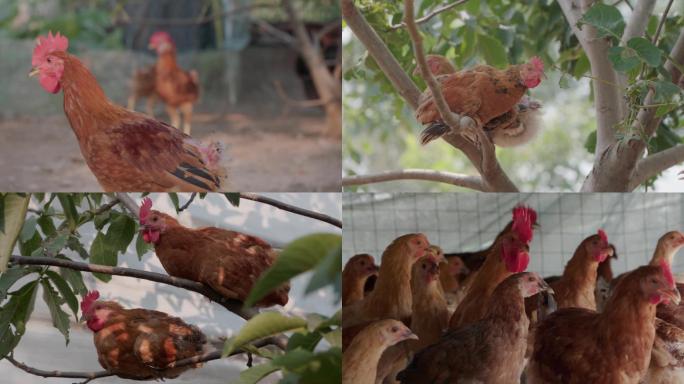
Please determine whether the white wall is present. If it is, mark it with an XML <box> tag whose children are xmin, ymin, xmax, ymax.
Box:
<box><xmin>1</xmin><ymin>193</ymin><xmax>341</xmax><ymax>383</ymax></box>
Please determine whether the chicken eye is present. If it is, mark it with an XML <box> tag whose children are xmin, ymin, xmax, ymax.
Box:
<box><xmin>359</xmin><ymin>261</ymin><xmax>365</xmax><ymax>266</ymax></box>
<box><xmin>391</xmin><ymin>326</ymin><xmax>398</xmax><ymax>333</ymax></box>
<box><xmin>47</xmin><ymin>57</ymin><xmax>52</xmax><ymax>63</ymax></box>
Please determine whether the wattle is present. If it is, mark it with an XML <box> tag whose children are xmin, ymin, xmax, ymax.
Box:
<box><xmin>39</xmin><ymin>75</ymin><xmax>61</xmax><ymax>94</ymax></box>
<box><xmin>142</xmin><ymin>229</ymin><xmax>160</xmax><ymax>244</ymax></box>
<box><xmin>503</xmin><ymin>248</ymin><xmax>530</xmax><ymax>273</ymax></box>
<box><xmin>594</xmin><ymin>251</ymin><xmax>608</xmax><ymax>263</ymax></box>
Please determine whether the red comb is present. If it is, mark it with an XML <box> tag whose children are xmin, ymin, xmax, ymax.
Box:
<box><xmin>139</xmin><ymin>197</ymin><xmax>153</xmax><ymax>223</ymax></box>
<box><xmin>80</xmin><ymin>290</ymin><xmax>99</xmax><ymax>313</ymax></box>
<box><xmin>660</xmin><ymin>260</ymin><xmax>675</xmax><ymax>287</ymax></box>
<box><xmin>32</xmin><ymin>31</ymin><xmax>69</xmax><ymax>67</ymax></box>
<box><xmin>529</xmin><ymin>56</ymin><xmax>544</xmax><ymax>71</ymax></box>
<box><xmin>149</xmin><ymin>31</ymin><xmax>174</xmax><ymax>46</ymax></box>
<box><xmin>598</xmin><ymin>229</ymin><xmax>608</xmax><ymax>244</ymax></box>
<box><xmin>512</xmin><ymin>205</ymin><xmax>535</xmax><ymax>243</ymax></box>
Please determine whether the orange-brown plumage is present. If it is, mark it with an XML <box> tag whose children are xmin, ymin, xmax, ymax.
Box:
<box><xmin>140</xmin><ymin>202</ymin><xmax>288</xmax><ymax>307</ymax></box>
<box><xmin>342</xmin><ymin>254</ymin><xmax>379</xmax><ymax>306</ymax></box>
<box><xmin>29</xmin><ymin>33</ymin><xmax>224</xmax><ymax>192</ymax></box>
<box><xmin>81</xmin><ymin>292</ymin><xmax>206</xmax><ymax>380</ymax></box>
<box><xmin>527</xmin><ymin>265</ymin><xmax>681</xmax><ymax>384</ymax></box>
<box><xmin>448</xmin><ymin>206</ymin><xmax>536</xmax><ymax>330</ymax></box>
<box><xmin>127</xmin><ymin>64</ymin><xmax>159</xmax><ymax>116</ymax></box>
<box><xmin>398</xmin><ymin>272</ymin><xmax>550</xmax><ymax>383</ymax></box>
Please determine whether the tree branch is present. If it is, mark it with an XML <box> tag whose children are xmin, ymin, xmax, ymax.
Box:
<box><xmin>239</xmin><ymin>193</ymin><xmax>342</xmax><ymax>228</ymax></box>
<box><xmin>621</xmin><ymin>0</ymin><xmax>656</xmax><ymax>44</ymax></box>
<box><xmin>8</xmin><ymin>256</ymin><xmax>257</xmax><ymax>320</ymax></box>
<box><xmin>389</xmin><ymin>0</ymin><xmax>469</xmax><ymax>30</ymax></box>
<box><xmin>342</xmin><ymin>0</ymin><xmax>518</xmax><ymax>192</ymax></box>
<box><xmin>629</xmin><ymin>145</ymin><xmax>684</xmax><ymax>190</ymax></box>
<box><xmin>342</xmin><ymin>169</ymin><xmax>486</xmax><ymax>191</ymax></box>
<box><xmin>5</xmin><ymin>338</ymin><xmax>276</xmax><ymax>383</ymax></box>
<box><xmin>114</xmin><ymin>192</ymin><xmax>140</xmax><ymax>219</ymax></box>
<box><xmin>178</xmin><ymin>193</ymin><xmax>198</xmax><ymax>212</ymax></box>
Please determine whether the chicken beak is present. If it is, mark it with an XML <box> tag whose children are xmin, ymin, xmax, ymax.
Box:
<box><xmin>538</xmin><ymin>278</ymin><xmax>553</xmax><ymax>294</ymax></box>
<box><xmin>401</xmin><ymin>329</ymin><xmax>418</xmax><ymax>341</ymax></box>
<box><xmin>29</xmin><ymin>68</ymin><xmax>40</xmax><ymax>78</ymax></box>
<box><xmin>663</xmin><ymin>286</ymin><xmax>682</xmax><ymax>306</ymax></box>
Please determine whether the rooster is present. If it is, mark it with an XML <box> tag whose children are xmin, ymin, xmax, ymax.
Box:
<box><xmin>139</xmin><ymin>198</ymin><xmax>289</xmax><ymax>307</ymax></box>
<box><xmin>397</xmin><ymin>272</ymin><xmax>552</xmax><ymax>383</ymax></box>
<box><xmin>449</xmin><ymin>205</ymin><xmax>537</xmax><ymax>330</ymax></box>
<box><xmin>127</xmin><ymin>64</ymin><xmax>158</xmax><ymax>117</ymax></box>
<box><xmin>81</xmin><ymin>291</ymin><xmax>207</xmax><ymax>380</ymax></box>
<box><xmin>149</xmin><ymin>31</ymin><xmax>200</xmax><ymax>135</ymax></box>
<box><xmin>528</xmin><ymin>263</ymin><xmax>681</xmax><ymax>384</ymax></box>
<box><xmin>415</xmin><ymin>55</ymin><xmax>545</xmax><ymax>145</ymax></box>
<box><xmin>343</xmin><ymin>254</ymin><xmax>379</xmax><ymax>306</ymax></box>
<box><xmin>29</xmin><ymin>32</ymin><xmax>225</xmax><ymax>192</ymax></box>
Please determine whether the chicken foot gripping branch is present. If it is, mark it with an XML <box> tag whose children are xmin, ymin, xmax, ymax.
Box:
<box><xmin>341</xmin><ymin>194</ymin><xmax>684</xmax><ymax>384</ymax></box>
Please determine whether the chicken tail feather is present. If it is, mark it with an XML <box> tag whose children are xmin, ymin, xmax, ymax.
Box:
<box><xmin>419</xmin><ymin>122</ymin><xmax>450</xmax><ymax>145</ymax></box>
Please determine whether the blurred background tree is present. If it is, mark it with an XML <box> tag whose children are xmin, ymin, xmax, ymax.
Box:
<box><xmin>342</xmin><ymin>0</ymin><xmax>684</xmax><ymax>192</ymax></box>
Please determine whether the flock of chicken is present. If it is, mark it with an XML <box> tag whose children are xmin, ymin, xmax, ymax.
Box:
<box><xmin>29</xmin><ymin>31</ymin><xmax>225</xmax><ymax>191</ymax></box>
<box><xmin>341</xmin><ymin>205</ymin><xmax>684</xmax><ymax>384</ymax></box>
<box><xmin>80</xmin><ymin>197</ymin><xmax>289</xmax><ymax>380</ymax></box>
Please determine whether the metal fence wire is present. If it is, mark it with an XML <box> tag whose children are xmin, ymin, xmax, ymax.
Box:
<box><xmin>342</xmin><ymin>193</ymin><xmax>684</xmax><ymax>276</ymax></box>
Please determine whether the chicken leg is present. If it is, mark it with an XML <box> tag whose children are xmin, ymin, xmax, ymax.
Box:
<box><xmin>180</xmin><ymin>102</ymin><xmax>193</xmax><ymax>136</ymax></box>
<box><xmin>166</xmin><ymin>105</ymin><xmax>181</xmax><ymax>130</ymax></box>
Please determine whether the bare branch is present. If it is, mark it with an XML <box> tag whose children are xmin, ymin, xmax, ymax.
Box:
<box><xmin>254</xmin><ymin>19</ymin><xmax>298</xmax><ymax>48</ymax></box>
<box><xmin>621</xmin><ymin>0</ymin><xmax>656</xmax><ymax>44</ymax></box>
<box><xmin>651</xmin><ymin>0</ymin><xmax>674</xmax><ymax>44</ymax></box>
<box><xmin>629</xmin><ymin>145</ymin><xmax>684</xmax><ymax>190</ymax></box>
<box><xmin>178</xmin><ymin>192</ymin><xmax>198</xmax><ymax>212</ymax></box>
<box><xmin>114</xmin><ymin>192</ymin><xmax>140</xmax><ymax>219</ymax></box>
<box><xmin>6</xmin><ymin>338</ymin><xmax>277</xmax><ymax>383</ymax></box>
<box><xmin>389</xmin><ymin>0</ymin><xmax>469</xmax><ymax>30</ymax></box>
<box><xmin>239</xmin><ymin>193</ymin><xmax>342</xmax><ymax>228</ymax></box>
<box><xmin>9</xmin><ymin>255</ymin><xmax>257</xmax><ymax>320</ymax></box>
<box><xmin>342</xmin><ymin>169</ymin><xmax>487</xmax><ymax>191</ymax></box>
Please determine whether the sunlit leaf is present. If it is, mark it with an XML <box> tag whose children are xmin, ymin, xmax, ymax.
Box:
<box><xmin>578</xmin><ymin>3</ymin><xmax>624</xmax><ymax>39</ymax></box>
<box><xmin>41</xmin><ymin>279</ymin><xmax>70</xmax><ymax>344</ymax></box>
<box><xmin>0</xmin><ymin>194</ymin><xmax>30</xmax><ymax>272</ymax></box>
<box><xmin>222</xmin><ymin>312</ymin><xmax>306</xmax><ymax>357</ymax></box>
<box><xmin>627</xmin><ymin>37</ymin><xmax>662</xmax><ymax>67</ymax></box>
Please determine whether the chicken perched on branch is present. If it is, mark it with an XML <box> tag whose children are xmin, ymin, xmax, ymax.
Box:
<box><xmin>415</xmin><ymin>56</ymin><xmax>545</xmax><ymax>145</ymax></box>
<box><xmin>527</xmin><ymin>230</ymin><xmax>613</xmax><ymax>317</ymax></box>
<box><xmin>139</xmin><ymin>198</ymin><xmax>289</xmax><ymax>307</ymax></box>
<box><xmin>149</xmin><ymin>31</ymin><xmax>200</xmax><ymax>135</ymax></box>
<box><xmin>342</xmin><ymin>254</ymin><xmax>379</xmax><ymax>306</ymax></box>
<box><xmin>29</xmin><ymin>32</ymin><xmax>225</xmax><ymax>191</ymax></box>
<box><xmin>342</xmin><ymin>319</ymin><xmax>417</xmax><ymax>384</ymax></box>
<box><xmin>449</xmin><ymin>205</ymin><xmax>537</xmax><ymax>329</ymax></box>
<box><xmin>397</xmin><ymin>272</ymin><xmax>551</xmax><ymax>383</ymax></box>
<box><xmin>81</xmin><ymin>291</ymin><xmax>207</xmax><ymax>380</ymax></box>
<box><xmin>127</xmin><ymin>65</ymin><xmax>158</xmax><ymax>116</ymax></box>
<box><xmin>527</xmin><ymin>263</ymin><xmax>681</xmax><ymax>384</ymax></box>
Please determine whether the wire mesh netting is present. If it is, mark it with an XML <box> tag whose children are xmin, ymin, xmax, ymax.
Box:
<box><xmin>342</xmin><ymin>193</ymin><xmax>684</xmax><ymax>276</ymax></box>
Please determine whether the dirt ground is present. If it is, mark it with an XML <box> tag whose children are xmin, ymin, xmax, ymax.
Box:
<box><xmin>0</xmin><ymin>111</ymin><xmax>340</xmax><ymax>192</ymax></box>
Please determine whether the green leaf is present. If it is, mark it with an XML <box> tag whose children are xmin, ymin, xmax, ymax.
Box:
<box><xmin>235</xmin><ymin>362</ymin><xmax>280</xmax><ymax>384</ymax></box>
<box><xmin>627</xmin><ymin>37</ymin><xmax>662</xmax><ymax>67</ymax></box>
<box><xmin>225</xmin><ymin>193</ymin><xmax>241</xmax><ymax>207</ymax></box>
<box><xmin>45</xmin><ymin>271</ymin><xmax>78</xmax><ymax>319</ymax></box>
<box><xmin>478</xmin><ymin>33</ymin><xmax>508</xmax><ymax>68</ymax></box>
<box><xmin>222</xmin><ymin>312</ymin><xmax>307</xmax><ymax>357</ymax></box>
<box><xmin>305</xmin><ymin>241</ymin><xmax>341</xmax><ymax>295</ymax></box>
<box><xmin>37</xmin><ymin>215</ymin><xmax>57</xmax><ymax>237</ymax></box>
<box><xmin>19</xmin><ymin>216</ymin><xmax>38</xmax><ymax>242</ymax></box>
<box><xmin>41</xmin><ymin>279</ymin><xmax>70</xmax><ymax>344</ymax></box>
<box><xmin>244</xmin><ymin>234</ymin><xmax>341</xmax><ymax>308</ymax></box>
<box><xmin>608</xmin><ymin>46</ymin><xmax>640</xmax><ymax>72</ymax></box>
<box><xmin>135</xmin><ymin>232</ymin><xmax>152</xmax><ymax>260</ymax></box>
<box><xmin>584</xmin><ymin>130</ymin><xmax>597</xmax><ymax>154</ymax></box>
<box><xmin>106</xmin><ymin>214</ymin><xmax>136</xmax><ymax>254</ymax></box>
<box><xmin>19</xmin><ymin>230</ymin><xmax>42</xmax><ymax>257</ymax></box>
<box><xmin>651</xmin><ymin>80</ymin><xmax>681</xmax><ymax>103</ymax></box>
<box><xmin>44</xmin><ymin>233</ymin><xmax>69</xmax><ymax>256</ymax></box>
<box><xmin>57</xmin><ymin>194</ymin><xmax>79</xmax><ymax>232</ymax></box>
<box><xmin>578</xmin><ymin>3</ymin><xmax>625</xmax><ymax>39</ymax></box>
<box><xmin>56</xmin><ymin>256</ymin><xmax>87</xmax><ymax>296</ymax></box>
<box><xmin>0</xmin><ymin>268</ymin><xmax>30</xmax><ymax>300</ymax></box>
<box><xmin>169</xmin><ymin>193</ymin><xmax>180</xmax><ymax>212</ymax></box>
<box><xmin>287</xmin><ymin>332</ymin><xmax>323</xmax><ymax>352</ymax></box>
<box><xmin>66</xmin><ymin>236</ymin><xmax>90</xmax><ymax>260</ymax></box>
<box><xmin>0</xmin><ymin>194</ymin><xmax>30</xmax><ymax>272</ymax></box>
<box><xmin>322</xmin><ymin>328</ymin><xmax>342</xmax><ymax>348</ymax></box>
<box><xmin>89</xmin><ymin>232</ymin><xmax>116</xmax><ymax>282</ymax></box>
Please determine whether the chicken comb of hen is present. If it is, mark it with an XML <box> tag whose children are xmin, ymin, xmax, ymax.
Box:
<box><xmin>139</xmin><ymin>197</ymin><xmax>153</xmax><ymax>224</ymax></box>
<box><xmin>598</xmin><ymin>229</ymin><xmax>608</xmax><ymax>244</ymax></box>
<box><xmin>149</xmin><ymin>31</ymin><xmax>174</xmax><ymax>46</ymax></box>
<box><xmin>32</xmin><ymin>31</ymin><xmax>69</xmax><ymax>67</ymax></box>
<box><xmin>529</xmin><ymin>56</ymin><xmax>544</xmax><ymax>72</ymax></box>
<box><xmin>660</xmin><ymin>260</ymin><xmax>675</xmax><ymax>287</ymax></box>
<box><xmin>80</xmin><ymin>290</ymin><xmax>100</xmax><ymax>314</ymax></box>
<box><xmin>512</xmin><ymin>205</ymin><xmax>535</xmax><ymax>243</ymax></box>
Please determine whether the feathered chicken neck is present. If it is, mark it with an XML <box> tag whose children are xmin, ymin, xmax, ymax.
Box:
<box><xmin>468</xmin><ymin>240</ymin><xmax>510</xmax><ymax>296</ymax></box>
<box><xmin>650</xmin><ymin>244</ymin><xmax>678</xmax><ymax>267</ymax></box>
<box><xmin>157</xmin><ymin>49</ymin><xmax>180</xmax><ymax>73</ymax></box>
<box><xmin>600</xmin><ymin>277</ymin><xmax>658</xmax><ymax>334</ymax></box>
<box><xmin>484</xmin><ymin>280</ymin><xmax>525</xmax><ymax>323</ymax></box>
<box><xmin>56</xmin><ymin>52</ymin><xmax>128</xmax><ymax>139</ymax></box>
<box><xmin>369</xmin><ymin>241</ymin><xmax>414</xmax><ymax>319</ymax></box>
<box><xmin>559</xmin><ymin>241</ymin><xmax>599</xmax><ymax>303</ymax></box>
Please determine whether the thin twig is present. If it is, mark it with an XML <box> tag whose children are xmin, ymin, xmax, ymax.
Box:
<box><xmin>389</xmin><ymin>0</ymin><xmax>469</xmax><ymax>30</ymax></box>
<box><xmin>239</xmin><ymin>193</ymin><xmax>342</xmax><ymax>228</ymax></box>
<box><xmin>9</xmin><ymin>255</ymin><xmax>257</xmax><ymax>320</ymax></box>
<box><xmin>342</xmin><ymin>169</ymin><xmax>486</xmax><ymax>191</ymax></box>
<box><xmin>652</xmin><ymin>0</ymin><xmax>674</xmax><ymax>44</ymax></box>
<box><xmin>178</xmin><ymin>193</ymin><xmax>198</xmax><ymax>212</ymax></box>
